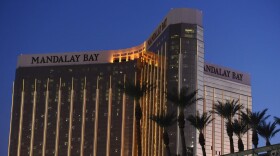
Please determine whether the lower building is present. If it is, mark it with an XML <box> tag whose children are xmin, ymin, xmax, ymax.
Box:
<box><xmin>203</xmin><ymin>62</ymin><xmax>252</xmax><ymax>156</ymax></box>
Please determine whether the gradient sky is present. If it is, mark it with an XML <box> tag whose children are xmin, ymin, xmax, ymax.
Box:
<box><xmin>1</xmin><ymin>0</ymin><xmax>280</xmax><ymax>155</ymax></box>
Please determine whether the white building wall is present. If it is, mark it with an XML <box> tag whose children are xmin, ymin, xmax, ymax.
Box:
<box><xmin>203</xmin><ymin>73</ymin><xmax>252</xmax><ymax>156</ymax></box>
<box><xmin>195</xmin><ymin>25</ymin><xmax>205</xmax><ymax>156</ymax></box>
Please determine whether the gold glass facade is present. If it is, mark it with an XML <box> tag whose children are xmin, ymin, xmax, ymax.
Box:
<box><xmin>10</xmin><ymin>53</ymin><xmax>167</xmax><ymax>156</ymax></box>
<box><xmin>10</xmin><ymin>61</ymin><xmax>143</xmax><ymax>156</ymax></box>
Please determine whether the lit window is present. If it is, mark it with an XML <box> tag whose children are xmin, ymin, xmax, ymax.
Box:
<box><xmin>185</xmin><ymin>29</ymin><xmax>194</xmax><ymax>33</ymax></box>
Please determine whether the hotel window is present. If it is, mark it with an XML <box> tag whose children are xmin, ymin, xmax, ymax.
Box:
<box><xmin>121</xmin><ymin>57</ymin><xmax>126</xmax><ymax>62</ymax></box>
<box><xmin>184</xmin><ymin>29</ymin><xmax>195</xmax><ymax>38</ymax></box>
<box><xmin>185</xmin><ymin>29</ymin><xmax>194</xmax><ymax>34</ymax></box>
<box><xmin>113</xmin><ymin>58</ymin><xmax>119</xmax><ymax>63</ymax></box>
<box><xmin>171</xmin><ymin>34</ymin><xmax>179</xmax><ymax>39</ymax></box>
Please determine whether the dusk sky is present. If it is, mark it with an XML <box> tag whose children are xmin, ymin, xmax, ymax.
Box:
<box><xmin>1</xmin><ymin>0</ymin><xmax>280</xmax><ymax>155</ymax></box>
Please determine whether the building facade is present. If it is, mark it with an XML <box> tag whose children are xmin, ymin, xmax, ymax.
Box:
<box><xmin>203</xmin><ymin>62</ymin><xmax>252</xmax><ymax>156</ymax></box>
<box><xmin>9</xmin><ymin>8</ymin><xmax>251</xmax><ymax>156</ymax></box>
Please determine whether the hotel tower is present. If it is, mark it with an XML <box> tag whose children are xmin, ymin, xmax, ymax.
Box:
<box><xmin>8</xmin><ymin>8</ymin><xmax>252</xmax><ymax>156</ymax></box>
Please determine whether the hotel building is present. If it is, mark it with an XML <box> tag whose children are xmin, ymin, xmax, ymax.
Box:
<box><xmin>8</xmin><ymin>8</ymin><xmax>252</xmax><ymax>156</ymax></box>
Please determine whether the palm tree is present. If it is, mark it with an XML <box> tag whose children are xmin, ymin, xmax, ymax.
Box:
<box><xmin>119</xmin><ymin>80</ymin><xmax>153</xmax><ymax>156</ymax></box>
<box><xmin>232</xmin><ymin>119</ymin><xmax>249</xmax><ymax>151</ymax></box>
<box><xmin>241</xmin><ymin>108</ymin><xmax>270</xmax><ymax>148</ymax></box>
<box><xmin>150</xmin><ymin>112</ymin><xmax>177</xmax><ymax>156</ymax></box>
<box><xmin>257</xmin><ymin>121</ymin><xmax>280</xmax><ymax>146</ymax></box>
<box><xmin>213</xmin><ymin>99</ymin><xmax>243</xmax><ymax>153</ymax></box>
<box><xmin>167</xmin><ymin>87</ymin><xmax>202</xmax><ymax>156</ymax></box>
<box><xmin>186</xmin><ymin>112</ymin><xmax>213</xmax><ymax>156</ymax></box>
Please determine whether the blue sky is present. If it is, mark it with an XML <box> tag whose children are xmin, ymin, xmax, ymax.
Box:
<box><xmin>1</xmin><ymin>0</ymin><xmax>280</xmax><ymax>155</ymax></box>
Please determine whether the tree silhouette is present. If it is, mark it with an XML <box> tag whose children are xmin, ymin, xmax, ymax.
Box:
<box><xmin>150</xmin><ymin>112</ymin><xmax>177</xmax><ymax>156</ymax></box>
<box><xmin>257</xmin><ymin>121</ymin><xmax>280</xmax><ymax>146</ymax></box>
<box><xmin>232</xmin><ymin>119</ymin><xmax>249</xmax><ymax>151</ymax></box>
<box><xmin>167</xmin><ymin>87</ymin><xmax>203</xmax><ymax>156</ymax></box>
<box><xmin>213</xmin><ymin>99</ymin><xmax>243</xmax><ymax>153</ymax></box>
<box><xmin>186</xmin><ymin>112</ymin><xmax>213</xmax><ymax>156</ymax></box>
<box><xmin>119</xmin><ymin>80</ymin><xmax>153</xmax><ymax>156</ymax></box>
<box><xmin>241</xmin><ymin>108</ymin><xmax>270</xmax><ymax>148</ymax></box>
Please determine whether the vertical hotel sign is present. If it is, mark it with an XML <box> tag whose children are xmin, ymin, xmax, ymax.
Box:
<box><xmin>147</xmin><ymin>18</ymin><xmax>167</xmax><ymax>47</ymax></box>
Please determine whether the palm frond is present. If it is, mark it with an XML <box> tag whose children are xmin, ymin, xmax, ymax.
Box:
<box><xmin>258</xmin><ymin>121</ymin><xmax>280</xmax><ymax>140</ymax></box>
<box><xmin>272</xmin><ymin>128</ymin><xmax>280</xmax><ymax>138</ymax></box>
<box><xmin>241</xmin><ymin>110</ymin><xmax>251</xmax><ymax>127</ymax></box>
<box><xmin>150</xmin><ymin>112</ymin><xmax>177</xmax><ymax>128</ymax></box>
<box><xmin>232</xmin><ymin>119</ymin><xmax>249</xmax><ymax>138</ymax></box>
<box><xmin>166</xmin><ymin>87</ymin><xmax>180</xmax><ymax>104</ymax></box>
<box><xmin>231</xmin><ymin>100</ymin><xmax>244</xmax><ymax>116</ymax></box>
<box><xmin>242</xmin><ymin>108</ymin><xmax>270</xmax><ymax>130</ymax></box>
<box><xmin>213</xmin><ymin>99</ymin><xmax>243</xmax><ymax>122</ymax></box>
<box><xmin>186</xmin><ymin>112</ymin><xmax>213</xmax><ymax>132</ymax></box>
<box><xmin>118</xmin><ymin>80</ymin><xmax>154</xmax><ymax>100</ymax></box>
<box><xmin>251</xmin><ymin>109</ymin><xmax>270</xmax><ymax>125</ymax></box>
<box><xmin>274</xmin><ymin>116</ymin><xmax>280</xmax><ymax>125</ymax></box>
<box><xmin>258</xmin><ymin>108</ymin><xmax>270</xmax><ymax>121</ymax></box>
<box><xmin>167</xmin><ymin>87</ymin><xmax>203</xmax><ymax>110</ymax></box>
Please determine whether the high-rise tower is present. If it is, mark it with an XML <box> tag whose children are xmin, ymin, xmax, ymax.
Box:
<box><xmin>8</xmin><ymin>8</ymin><xmax>251</xmax><ymax>156</ymax></box>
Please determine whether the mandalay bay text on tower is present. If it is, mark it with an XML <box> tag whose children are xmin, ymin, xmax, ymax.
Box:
<box><xmin>9</xmin><ymin>8</ymin><xmax>252</xmax><ymax>156</ymax></box>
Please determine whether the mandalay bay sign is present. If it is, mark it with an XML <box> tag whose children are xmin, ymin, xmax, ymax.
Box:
<box><xmin>31</xmin><ymin>54</ymin><xmax>100</xmax><ymax>64</ymax></box>
<box><xmin>204</xmin><ymin>62</ymin><xmax>251</xmax><ymax>85</ymax></box>
<box><xmin>16</xmin><ymin>52</ymin><xmax>114</xmax><ymax>68</ymax></box>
